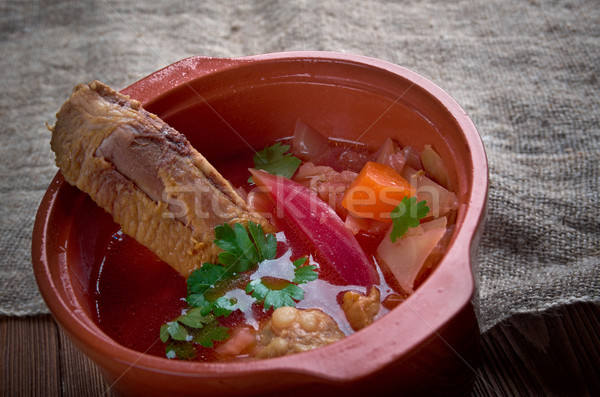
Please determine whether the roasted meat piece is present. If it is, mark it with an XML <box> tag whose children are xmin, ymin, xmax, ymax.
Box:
<box><xmin>49</xmin><ymin>81</ymin><xmax>272</xmax><ymax>276</ymax></box>
<box><xmin>254</xmin><ymin>307</ymin><xmax>344</xmax><ymax>358</ymax></box>
<box><xmin>341</xmin><ymin>287</ymin><xmax>381</xmax><ymax>331</ymax></box>
<box><xmin>293</xmin><ymin>162</ymin><xmax>358</xmax><ymax>218</ymax></box>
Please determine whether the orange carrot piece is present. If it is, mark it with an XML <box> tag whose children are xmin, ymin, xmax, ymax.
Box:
<box><xmin>341</xmin><ymin>161</ymin><xmax>415</xmax><ymax>223</ymax></box>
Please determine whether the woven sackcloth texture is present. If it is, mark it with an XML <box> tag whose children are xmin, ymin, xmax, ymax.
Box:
<box><xmin>0</xmin><ymin>0</ymin><xmax>598</xmax><ymax>332</ymax></box>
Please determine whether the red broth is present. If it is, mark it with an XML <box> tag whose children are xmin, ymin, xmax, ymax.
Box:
<box><xmin>89</xmin><ymin>140</ymin><xmax>428</xmax><ymax>361</ymax></box>
<box><xmin>94</xmin><ymin>231</ymin><xmax>188</xmax><ymax>357</ymax></box>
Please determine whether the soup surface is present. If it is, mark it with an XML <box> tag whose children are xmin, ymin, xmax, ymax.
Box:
<box><xmin>90</xmin><ymin>137</ymin><xmax>453</xmax><ymax>361</ymax></box>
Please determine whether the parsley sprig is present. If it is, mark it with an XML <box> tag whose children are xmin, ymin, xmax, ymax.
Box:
<box><xmin>214</xmin><ymin>222</ymin><xmax>277</xmax><ymax>273</ymax></box>
<box><xmin>160</xmin><ymin>222</ymin><xmax>319</xmax><ymax>360</ymax></box>
<box><xmin>160</xmin><ymin>309</ymin><xmax>231</xmax><ymax>360</ymax></box>
<box><xmin>246</xmin><ymin>280</ymin><xmax>304</xmax><ymax>310</ymax></box>
<box><xmin>246</xmin><ymin>258</ymin><xmax>318</xmax><ymax>310</ymax></box>
<box><xmin>186</xmin><ymin>263</ymin><xmax>230</xmax><ymax>295</ymax></box>
<box><xmin>292</xmin><ymin>257</ymin><xmax>319</xmax><ymax>284</ymax></box>
<box><xmin>249</xmin><ymin>142</ymin><xmax>301</xmax><ymax>181</ymax></box>
<box><xmin>390</xmin><ymin>196</ymin><xmax>429</xmax><ymax>242</ymax></box>
<box><xmin>162</xmin><ymin>309</ymin><xmax>231</xmax><ymax>359</ymax></box>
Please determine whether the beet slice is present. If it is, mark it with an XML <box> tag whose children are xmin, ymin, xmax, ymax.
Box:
<box><xmin>250</xmin><ymin>169</ymin><xmax>379</xmax><ymax>288</ymax></box>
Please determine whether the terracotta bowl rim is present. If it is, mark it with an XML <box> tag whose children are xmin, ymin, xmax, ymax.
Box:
<box><xmin>33</xmin><ymin>51</ymin><xmax>488</xmax><ymax>383</ymax></box>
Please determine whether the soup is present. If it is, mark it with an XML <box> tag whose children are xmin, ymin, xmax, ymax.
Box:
<box><xmin>91</xmin><ymin>130</ymin><xmax>456</xmax><ymax>362</ymax></box>
<box><xmin>50</xmin><ymin>82</ymin><xmax>457</xmax><ymax>363</ymax></box>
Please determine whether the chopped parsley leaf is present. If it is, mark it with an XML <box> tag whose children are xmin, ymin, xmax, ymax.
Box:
<box><xmin>206</xmin><ymin>296</ymin><xmax>238</xmax><ymax>317</ymax></box>
<box><xmin>193</xmin><ymin>324</ymin><xmax>230</xmax><ymax>348</ymax></box>
<box><xmin>214</xmin><ymin>222</ymin><xmax>277</xmax><ymax>273</ymax></box>
<box><xmin>246</xmin><ymin>279</ymin><xmax>305</xmax><ymax>311</ymax></box>
<box><xmin>187</xmin><ymin>263</ymin><xmax>230</xmax><ymax>295</ymax></box>
<box><xmin>160</xmin><ymin>223</ymin><xmax>319</xmax><ymax>360</ymax></box>
<box><xmin>177</xmin><ymin>307</ymin><xmax>213</xmax><ymax>329</ymax></box>
<box><xmin>390</xmin><ymin>197</ymin><xmax>429</xmax><ymax>243</ymax></box>
<box><xmin>249</xmin><ymin>142</ymin><xmax>301</xmax><ymax>181</ymax></box>
<box><xmin>245</xmin><ymin>257</ymin><xmax>315</xmax><ymax>311</ymax></box>
<box><xmin>161</xmin><ymin>321</ymin><xmax>189</xmax><ymax>342</ymax></box>
<box><xmin>165</xmin><ymin>342</ymin><xmax>196</xmax><ymax>360</ymax></box>
<box><xmin>291</xmin><ymin>257</ymin><xmax>318</xmax><ymax>284</ymax></box>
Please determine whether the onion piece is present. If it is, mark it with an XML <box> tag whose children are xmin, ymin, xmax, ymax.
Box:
<box><xmin>374</xmin><ymin>138</ymin><xmax>396</xmax><ymax>164</ymax></box>
<box><xmin>374</xmin><ymin>138</ymin><xmax>406</xmax><ymax>174</ymax></box>
<box><xmin>250</xmin><ymin>169</ymin><xmax>379</xmax><ymax>288</ymax></box>
<box><xmin>247</xmin><ymin>190</ymin><xmax>275</xmax><ymax>219</ymax></box>
<box><xmin>344</xmin><ymin>213</ymin><xmax>388</xmax><ymax>236</ymax></box>
<box><xmin>401</xmin><ymin>146</ymin><xmax>423</xmax><ymax>171</ymax></box>
<box><xmin>292</xmin><ymin>120</ymin><xmax>329</xmax><ymax>161</ymax></box>
<box><xmin>376</xmin><ymin>217</ymin><xmax>447</xmax><ymax>293</ymax></box>
<box><xmin>401</xmin><ymin>166</ymin><xmax>458</xmax><ymax>219</ymax></box>
<box><xmin>293</xmin><ymin>162</ymin><xmax>357</xmax><ymax>218</ymax></box>
<box><xmin>344</xmin><ymin>213</ymin><xmax>371</xmax><ymax>235</ymax></box>
<box><xmin>421</xmin><ymin>145</ymin><xmax>451</xmax><ymax>190</ymax></box>
<box><xmin>338</xmin><ymin>150</ymin><xmax>372</xmax><ymax>173</ymax></box>
<box><xmin>384</xmin><ymin>152</ymin><xmax>406</xmax><ymax>174</ymax></box>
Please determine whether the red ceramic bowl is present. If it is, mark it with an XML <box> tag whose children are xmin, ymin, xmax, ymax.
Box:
<box><xmin>33</xmin><ymin>52</ymin><xmax>488</xmax><ymax>396</ymax></box>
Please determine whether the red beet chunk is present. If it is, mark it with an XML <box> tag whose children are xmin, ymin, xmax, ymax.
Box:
<box><xmin>250</xmin><ymin>169</ymin><xmax>379</xmax><ymax>288</ymax></box>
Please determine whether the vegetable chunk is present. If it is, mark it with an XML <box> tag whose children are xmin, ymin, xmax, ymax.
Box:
<box><xmin>250</xmin><ymin>169</ymin><xmax>379</xmax><ymax>287</ymax></box>
<box><xmin>421</xmin><ymin>145</ymin><xmax>451</xmax><ymax>190</ymax></box>
<box><xmin>377</xmin><ymin>217</ymin><xmax>447</xmax><ymax>293</ymax></box>
<box><xmin>342</xmin><ymin>161</ymin><xmax>415</xmax><ymax>223</ymax></box>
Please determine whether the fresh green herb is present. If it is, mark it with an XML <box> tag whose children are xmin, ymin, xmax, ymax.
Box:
<box><xmin>165</xmin><ymin>342</ymin><xmax>196</xmax><ymax>360</ymax></box>
<box><xmin>246</xmin><ymin>279</ymin><xmax>305</xmax><ymax>311</ymax></box>
<box><xmin>248</xmin><ymin>221</ymin><xmax>277</xmax><ymax>260</ymax></box>
<box><xmin>160</xmin><ymin>323</ymin><xmax>170</xmax><ymax>343</ymax></box>
<box><xmin>161</xmin><ymin>311</ymin><xmax>217</xmax><ymax>337</ymax></box>
<box><xmin>160</xmin><ymin>309</ymin><xmax>233</xmax><ymax>360</ymax></box>
<box><xmin>187</xmin><ymin>263</ymin><xmax>231</xmax><ymax>295</ymax></box>
<box><xmin>249</xmin><ymin>142</ymin><xmax>302</xmax><ymax>181</ymax></box>
<box><xmin>174</xmin><ymin>220</ymin><xmax>277</xmax><ymax>319</ymax></box>
<box><xmin>160</xmin><ymin>223</ymin><xmax>319</xmax><ymax>360</ymax></box>
<box><xmin>214</xmin><ymin>222</ymin><xmax>277</xmax><ymax>273</ymax></box>
<box><xmin>160</xmin><ymin>321</ymin><xmax>189</xmax><ymax>343</ymax></box>
<box><xmin>187</xmin><ymin>290</ymin><xmax>238</xmax><ymax>318</ymax></box>
<box><xmin>184</xmin><ymin>220</ymin><xmax>277</xmax><ymax>313</ymax></box>
<box><xmin>292</xmin><ymin>257</ymin><xmax>318</xmax><ymax>284</ymax></box>
<box><xmin>161</xmin><ymin>310</ymin><xmax>231</xmax><ymax>358</ymax></box>
<box><xmin>390</xmin><ymin>196</ymin><xmax>429</xmax><ymax>243</ymax></box>
<box><xmin>193</xmin><ymin>323</ymin><xmax>231</xmax><ymax>348</ymax></box>
<box><xmin>245</xmin><ymin>256</ymin><xmax>317</xmax><ymax>311</ymax></box>
<box><xmin>205</xmin><ymin>296</ymin><xmax>238</xmax><ymax>317</ymax></box>
<box><xmin>186</xmin><ymin>292</ymin><xmax>210</xmax><ymax>308</ymax></box>
<box><xmin>177</xmin><ymin>307</ymin><xmax>214</xmax><ymax>328</ymax></box>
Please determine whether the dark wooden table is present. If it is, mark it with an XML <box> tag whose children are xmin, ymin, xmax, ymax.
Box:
<box><xmin>2</xmin><ymin>302</ymin><xmax>599</xmax><ymax>396</ymax></box>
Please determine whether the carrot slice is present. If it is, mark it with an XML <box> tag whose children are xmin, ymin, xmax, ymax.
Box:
<box><xmin>341</xmin><ymin>161</ymin><xmax>415</xmax><ymax>223</ymax></box>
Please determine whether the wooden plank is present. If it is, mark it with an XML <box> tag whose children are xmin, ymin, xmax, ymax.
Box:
<box><xmin>56</xmin><ymin>322</ymin><xmax>116</xmax><ymax>397</ymax></box>
<box><xmin>2</xmin><ymin>303</ymin><xmax>600</xmax><ymax>396</ymax></box>
<box><xmin>473</xmin><ymin>302</ymin><xmax>600</xmax><ymax>396</ymax></box>
<box><xmin>0</xmin><ymin>315</ymin><xmax>60</xmax><ymax>397</ymax></box>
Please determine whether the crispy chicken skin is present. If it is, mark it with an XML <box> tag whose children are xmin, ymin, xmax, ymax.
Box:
<box><xmin>49</xmin><ymin>81</ymin><xmax>272</xmax><ymax>276</ymax></box>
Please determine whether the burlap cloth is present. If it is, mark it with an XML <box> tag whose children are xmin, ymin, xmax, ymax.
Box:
<box><xmin>0</xmin><ymin>0</ymin><xmax>598</xmax><ymax>333</ymax></box>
